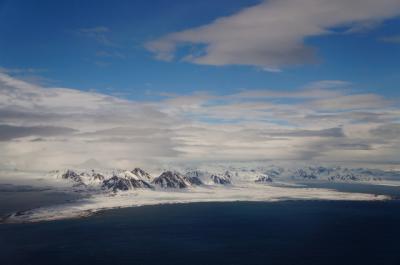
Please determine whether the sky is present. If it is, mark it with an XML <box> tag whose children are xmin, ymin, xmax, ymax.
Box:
<box><xmin>0</xmin><ymin>0</ymin><xmax>400</xmax><ymax>171</ymax></box>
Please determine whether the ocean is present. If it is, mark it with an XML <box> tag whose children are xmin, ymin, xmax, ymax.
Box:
<box><xmin>1</xmin><ymin>199</ymin><xmax>400</xmax><ymax>265</ymax></box>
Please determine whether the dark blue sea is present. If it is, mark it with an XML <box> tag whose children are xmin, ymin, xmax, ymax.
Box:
<box><xmin>1</xmin><ymin>200</ymin><xmax>400</xmax><ymax>265</ymax></box>
<box><xmin>1</xmin><ymin>183</ymin><xmax>400</xmax><ymax>265</ymax></box>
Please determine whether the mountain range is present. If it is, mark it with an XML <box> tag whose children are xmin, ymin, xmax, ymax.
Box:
<box><xmin>49</xmin><ymin>165</ymin><xmax>400</xmax><ymax>193</ymax></box>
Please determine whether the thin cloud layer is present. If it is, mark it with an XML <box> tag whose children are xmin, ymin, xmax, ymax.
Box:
<box><xmin>380</xmin><ymin>35</ymin><xmax>400</xmax><ymax>44</ymax></box>
<box><xmin>146</xmin><ymin>0</ymin><xmax>400</xmax><ymax>69</ymax></box>
<box><xmin>78</xmin><ymin>26</ymin><xmax>115</xmax><ymax>46</ymax></box>
<box><xmin>0</xmin><ymin>72</ymin><xmax>399</xmax><ymax>171</ymax></box>
<box><xmin>0</xmin><ymin>124</ymin><xmax>77</xmax><ymax>141</ymax></box>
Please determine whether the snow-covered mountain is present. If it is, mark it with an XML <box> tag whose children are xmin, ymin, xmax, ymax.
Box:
<box><xmin>5</xmin><ymin>163</ymin><xmax>399</xmax><ymax>224</ymax></box>
<box><xmin>183</xmin><ymin>174</ymin><xmax>203</xmax><ymax>186</ymax></box>
<box><xmin>51</xmin><ymin>168</ymin><xmax>153</xmax><ymax>191</ymax></box>
<box><xmin>255</xmin><ymin>174</ymin><xmax>273</xmax><ymax>183</ymax></box>
<box><xmin>223</xmin><ymin>165</ymin><xmax>393</xmax><ymax>183</ymax></box>
<box><xmin>49</xmin><ymin>165</ymin><xmax>400</xmax><ymax>194</ymax></box>
<box><xmin>184</xmin><ymin>170</ymin><xmax>232</xmax><ymax>185</ymax></box>
<box><xmin>210</xmin><ymin>171</ymin><xmax>232</xmax><ymax>185</ymax></box>
<box><xmin>102</xmin><ymin>170</ymin><xmax>153</xmax><ymax>192</ymax></box>
<box><xmin>50</xmin><ymin>169</ymin><xmax>105</xmax><ymax>187</ymax></box>
<box><xmin>152</xmin><ymin>171</ymin><xmax>192</xmax><ymax>189</ymax></box>
<box><xmin>284</xmin><ymin>166</ymin><xmax>384</xmax><ymax>182</ymax></box>
<box><xmin>131</xmin><ymin>168</ymin><xmax>153</xmax><ymax>182</ymax></box>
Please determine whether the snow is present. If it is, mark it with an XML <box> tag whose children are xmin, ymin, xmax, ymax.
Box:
<box><xmin>2</xmin><ymin>183</ymin><xmax>389</xmax><ymax>224</ymax></box>
<box><xmin>1</xmin><ymin>164</ymin><xmax>399</xmax><ymax>224</ymax></box>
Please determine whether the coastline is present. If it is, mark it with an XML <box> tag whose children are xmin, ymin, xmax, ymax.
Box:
<box><xmin>1</xmin><ymin>185</ymin><xmax>390</xmax><ymax>224</ymax></box>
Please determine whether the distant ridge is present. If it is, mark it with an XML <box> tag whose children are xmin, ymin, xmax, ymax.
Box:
<box><xmin>49</xmin><ymin>165</ymin><xmax>400</xmax><ymax>193</ymax></box>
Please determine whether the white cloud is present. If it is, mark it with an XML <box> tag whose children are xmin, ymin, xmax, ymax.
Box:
<box><xmin>311</xmin><ymin>94</ymin><xmax>390</xmax><ymax>111</ymax></box>
<box><xmin>0</xmin><ymin>72</ymin><xmax>183</xmax><ymax>170</ymax></box>
<box><xmin>1</xmin><ymin>73</ymin><xmax>399</xmax><ymax>171</ymax></box>
<box><xmin>145</xmin><ymin>0</ymin><xmax>400</xmax><ymax>68</ymax></box>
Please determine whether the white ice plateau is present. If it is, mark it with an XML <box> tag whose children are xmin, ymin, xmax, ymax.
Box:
<box><xmin>2</xmin><ymin>165</ymin><xmax>399</xmax><ymax>223</ymax></box>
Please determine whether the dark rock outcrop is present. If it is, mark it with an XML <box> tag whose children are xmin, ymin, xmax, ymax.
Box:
<box><xmin>184</xmin><ymin>171</ymin><xmax>204</xmax><ymax>186</ymax></box>
<box><xmin>102</xmin><ymin>171</ymin><xmax>153</xmax><ymax>192</ymax></box>
<box><xmin>61</xmin><ymin>170</ymin><xmax>84</xmax><ymax>186</ymax></box>
<box><xmin>131</xmin><ymin>168</ymin><xmax>152</xmax><ymax>181</ymax></box>
<box><xmin>210</xmin><ymin>171</ymin><xmax>231</xmax><ymax>185</ymax></box>
<box><xmin>152</xmin><ymin>171</ymin><xmax>190</xmax><ymax>188</ymax></box>
<box><xmin>255</xmin><ymin>175</ymin><xmax>273</xmax><ymax>183</ymax></box>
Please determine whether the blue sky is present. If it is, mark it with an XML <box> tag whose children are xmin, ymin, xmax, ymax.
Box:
<box><xmin>1</xmin><ymin>0</ymin><xmax>400</xmax><ymax>170</ymax></box>
<box><xmin>1</xmin><ymin>0</ymin><xmax>400</xmax><ymax>99</ymax></box>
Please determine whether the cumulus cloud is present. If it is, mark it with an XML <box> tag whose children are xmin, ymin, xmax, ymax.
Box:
<box><xmin>145</xmin><ymin>0</ymin><xmax>400</xmax><ymax>69</ymax></box>
<box><xmin>1</xmin><ymin>72</ymin><xmax>400</xmax><ymax>171</ymax></box>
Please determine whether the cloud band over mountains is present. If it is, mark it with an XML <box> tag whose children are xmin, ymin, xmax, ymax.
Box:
<box><xmin>1</xmin><ymin>72</ymin><xmax>399</xmax><ymax>171</ymax></box>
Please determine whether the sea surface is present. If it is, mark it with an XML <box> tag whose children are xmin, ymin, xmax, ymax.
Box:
<box><xmin>0</xmin><ymin>184</ymin><xmax>84</xmax><ymax>216</ymax></box>
<box><xmin>1</xmin><ymin>183</ymin><xmax>400</xmax><ymax>265</ymax></box>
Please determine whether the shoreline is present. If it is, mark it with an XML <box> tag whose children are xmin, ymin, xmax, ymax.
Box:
<box><xmin>1</xmin><ymin>185</ymin><xmax>391</xmax><ymax>224</ymax></box>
